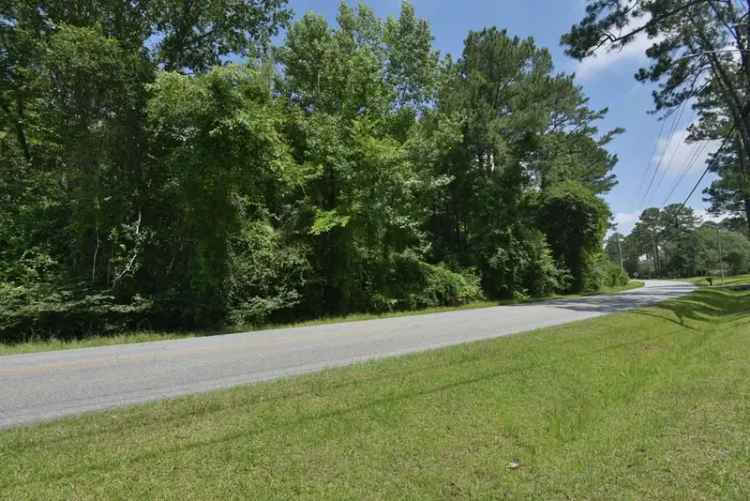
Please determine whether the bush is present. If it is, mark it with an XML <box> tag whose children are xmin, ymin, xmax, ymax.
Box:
<box><xmin>482</xmin><ymin>227</ymin><xmax>567</xmax><ymax>299</ymax></box>
<box><xmin>226</xmin><ymin>220</ymin><xmax>311</xmax><ymax>326</ymax></box>
<box><xmin>0</xmin><ymin>286</ymin><xmax>154</xmax><ymax>344</ymax></box>
<box><xmin>0</xmin><ymin>218</ymin><xmax>313</xmax><ymax>341</ymax></box>
<box><xmin>590</xmin><ymin>257</ymin><xmax>629</xmax><ymax>290</ymax></box>
<box><xmin>415</xmin><ymin>261</ymin><xmax>484</xmax><ymax>308</ymax></box>
<box><xmin>370</xmin><ymin>251</ymin><xmax>485</xmax><ymax>312</ymax></box>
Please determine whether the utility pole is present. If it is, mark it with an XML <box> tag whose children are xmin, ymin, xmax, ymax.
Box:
<box><xmin>716</xmin><ymin>225</ymin><xmax>726</xmax><ymax>285</ymax></box>
<box><xmin>651</xmin><ymin>230</ymin><xmax>659</xmax><ymax>278</ymax></box>
<box><xmin>616</xmin><ymin>233</ymin><xmax>624</xmax><ymax>272</ymax></box>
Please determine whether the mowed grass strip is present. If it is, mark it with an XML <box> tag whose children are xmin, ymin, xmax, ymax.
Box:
<box><xmin>0</xmin><ymin>281</ymin><xmax>644</xmax><ymax>356</ymax></box>
<box><xmin>1</xmin><ymin>284</ymin><xmax>748</xmax><ymax>500</ymax></box>
<box><xmin>690</xmin><ymin>273</ymin><xmax>750</xmax><ymax>287</ymax></box>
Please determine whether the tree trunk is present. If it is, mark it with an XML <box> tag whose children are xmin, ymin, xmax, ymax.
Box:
<box><xmin>0</xmin><ymin>97</ymin><xmax>31</xmax><ymax>163</ymax></box>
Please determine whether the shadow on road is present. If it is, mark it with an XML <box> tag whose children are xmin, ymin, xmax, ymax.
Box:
<box><xmin>516</xmin><ymin>282</ymin><xmax>696</xmax><ymax>315</ymax></box>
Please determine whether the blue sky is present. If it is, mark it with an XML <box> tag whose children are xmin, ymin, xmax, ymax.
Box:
<box><xmin>285</xmin><ymin>0</ymin><xmax>719</xmax><ymax>233</ymax></box>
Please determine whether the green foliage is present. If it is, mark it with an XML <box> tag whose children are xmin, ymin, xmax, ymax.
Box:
<box><xmin>619</xmin><ymin>205</ymin><xmax>750</xmax><ymax>279</ymax></box>
<box><xmin>592</xmin><ymin>257</ymin><xmax>630</xmax><ymax>289</ymax></box>
<box><xmin>145</xmin><ymin>65</ymin><xmax>298</xmax><ymax>324</ymax></box>
<box><xmin>373</xmin><ymin>252</ymin><xmax>484</xmax><ymax>312</ymax></box>
<box><xmin>383</xmin><ymin>1</ymin><xmax>440</xmax><ymax>107</ymax></box>
<box><xmin>686</xmin><ymin>225</ymin><xmax>750</xmax><ymax>277</ymax></box>
<box><xmin>151</xmin><ymin>0</ymin><xmax>292</xmax><ymax>72</ymax></box>
<box><xmin>0</xmin><ymin>289</ymin><xmax>154</xmax><ymax>344</ymax></box>
<box><xmin>538</xmin><ymin>181</ymin><xmax>610</xmax><ymax>292</ymax></box>
<box><xmin>422</xmin><ymin>28</ymin><xmax>618</xmax><ymax>298</ymax></box>
<box><xmin>0</xmin><ymin>1</ymin><xmax>621</xmax><ymax>341</ymax></box>
<box><xmin>484</xmin><ymin>228</ymin><xmax>568</xmax><ymax>299</ymax></box>
<box><xmin>226</xmin><ymin>220</ymin><xmax>310</xmax><ymax>325</ymax></box>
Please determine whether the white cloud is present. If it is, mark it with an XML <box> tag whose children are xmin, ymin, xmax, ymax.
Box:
<box><xmin>610</xmin><ymin>209</ymin><xmax>725</xmax><ymax>237</ymax></box>
<box><xmin>575</xmin><ymin>31</ymin><xmax>655</xmax><ymax>81</ymax></box>
<box><xmin>611</xmin><ymin>211</ymin><xmax>640</xmax><ymax>235</ymax></box>
<box><xmin>651</xmin><ymin>128</ymin><xmax>720</xmax><ymax>176</ymax></box>
<box><xmin>694</xmin><ymin>209</ymin><xmax>726</xmax><ymax>224</ymax></box>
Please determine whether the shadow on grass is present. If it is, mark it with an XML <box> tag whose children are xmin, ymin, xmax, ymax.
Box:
<box><xmin>638</xmin><ymin>287</ymin><xmax>750</xmax><ymax>327</ymax></box>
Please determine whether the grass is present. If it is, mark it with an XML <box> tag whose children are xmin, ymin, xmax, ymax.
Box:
<box><xmin>0</xmin><ymin>331</ymin><xmax>195</xmax><ymax>357</ymax></box>
<box><xmin>0</xmin><ymin>280</ymin><xmax>644</xmax><ymax>356</ymax></box>
<box><xmin>689</xmin><ymin>273</ymin><xmax>750</xmax><ymax>287</ymax></box>
<box><xmin>1</xmin><ymin>279</ymin><xmax>748</xmax><ymax>499</ymax></box>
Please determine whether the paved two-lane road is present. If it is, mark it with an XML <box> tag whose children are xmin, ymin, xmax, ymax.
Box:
<box><xmin>0</xmin><ymin>280</ymin><xmax>693</xmax><ymax>429</ymax></box>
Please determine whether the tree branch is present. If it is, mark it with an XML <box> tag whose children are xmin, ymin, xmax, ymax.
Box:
<box><xmin>592</xmin><ymin>0</ymin><xmax>711</xmax><ymax>54</ymax></box>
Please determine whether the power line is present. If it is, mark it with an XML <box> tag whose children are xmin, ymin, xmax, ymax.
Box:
<box><xmin>646</xmin><ymin>101</ymin><xmax>690</xmax><ymax>206</ymax></box>
<box><xmin>661</xmin><ymin>139</ymin><xmax>710</xmax><ymax>206</ymax></box>
<box><xmin>641</xmin><ymin>100</ymin><xmax>688</xmax><ymax>206</ymax></box>
<box><xmin>635</xmin><ymin>114</ymin><xmax>669</xmax><ymax>205</ymax></box>
<box><xmin>676</xmin><ymin>126</ymin><xmax>736</xmax><ymax>212</ymax></box>
<box><xmin>641</xmin><ymin>107</ymin><xmax>682</xmax><ymax>206</ymax></box>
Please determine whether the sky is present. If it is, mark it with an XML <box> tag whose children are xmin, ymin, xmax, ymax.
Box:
<box><xmin>284</xmin><ymin>0</ymin><xmax>721</xmax><ymax>234</ymax></box>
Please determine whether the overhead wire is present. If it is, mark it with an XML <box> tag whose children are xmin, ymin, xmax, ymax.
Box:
<box><xmin>675</xmin><ymin>125</ymin><xmax>736</xmax><ymax>212</ymax></box>
<box><xmin>640</xmin><ymin>114</ymin><xmax>679</xmax><ymax>207</ymax></box>
<box><xmin>661</xmin><ymin>139</ymin><xmax>710</xmax><ymax>206</ymax></box>
<box><xmin>634</xmin><ymin>113</ymin><xmax>669</xmax><ymax>206</ymax></box>
<box><xmin>643</xmin><ymin>99</ymin><xmax>689</xmax><ymax>207</ymax></box>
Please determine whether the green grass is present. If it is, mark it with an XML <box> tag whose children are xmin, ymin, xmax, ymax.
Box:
<box><xmin>2</xmin><ymin>280</ymin><xmax>748</xmax><ymax>499</ymax></box>
<box><xmin>689</xmin><ymin>273</ymin><xmax>750</xmax><ymax>287</ymax></box>
<box><xmin>0</xmin><ymin>281</ymin><xmax>644</xmax><ymax>356</ymax></box>
<box><xmin>0</xmin><ymin>331</ymin><xmax>197</xmax><ymax>356</ymax></box>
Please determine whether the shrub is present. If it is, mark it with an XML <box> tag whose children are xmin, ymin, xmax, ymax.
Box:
<box><xmin>225</xmin><ymin>220</ymin><xmax>311</xmax><ymax>326</ymax></box>
<box><xmin>372</xmin><ymin>251</ymin><xmax>485</xmax><ymax>312</ymax></box>
<box><xmin>0</xmin><ymin>287</ymin><xmax>154</xmax><ymax>344</ymax></box>
<box><xmin>482</xmin><ymin>227</ymin><xmax>566</xmax><ymax>299</ymax></box>
<box><xmin>590</xmin><ymin>257</ymin><xmax>629</xmax><ymax>290</ymax></box>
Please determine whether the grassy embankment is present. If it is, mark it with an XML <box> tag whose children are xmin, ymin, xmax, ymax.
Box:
<box><xmin>690</xmin><ymin>273</ymin><xmax>750</xmax><ymax>287</ymax></box>
<box><xmin>1</xmin><ymin>278</ymin><xmax>748</xmax><ymax>499</ymax></box>
<box><xmin>0</xmin><ymin>280</ymin><xmax>644</xmax><ymax>356</ymax></box>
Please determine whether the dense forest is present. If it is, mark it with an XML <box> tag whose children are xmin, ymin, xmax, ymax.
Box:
<box><xmin>0</xmin><ymin>1</ymin><xmax>625</xmax><ymax>341</ymax></box>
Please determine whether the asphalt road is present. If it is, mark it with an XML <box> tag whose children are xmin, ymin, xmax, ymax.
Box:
<box><xmin>0</xmin><ymin>280</ymin><xmax>693</xmax><ymax>429</ymax></box>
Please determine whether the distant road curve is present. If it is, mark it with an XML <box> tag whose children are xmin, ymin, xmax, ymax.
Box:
<box><xmin>0</xmin><ymin>280</ymin><xmax>694</xmax><ymax>429</ymax></box>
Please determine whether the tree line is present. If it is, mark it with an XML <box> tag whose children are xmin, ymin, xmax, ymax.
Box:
<box><xmin>607</xmin><ymin>206</ymin><xmax>750</xmax><ymax>279</ymax></box>
<box><xmin>0</xmin><ymin>1</ymin><xmax>623</xmax><ymax>341</ymax></box>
